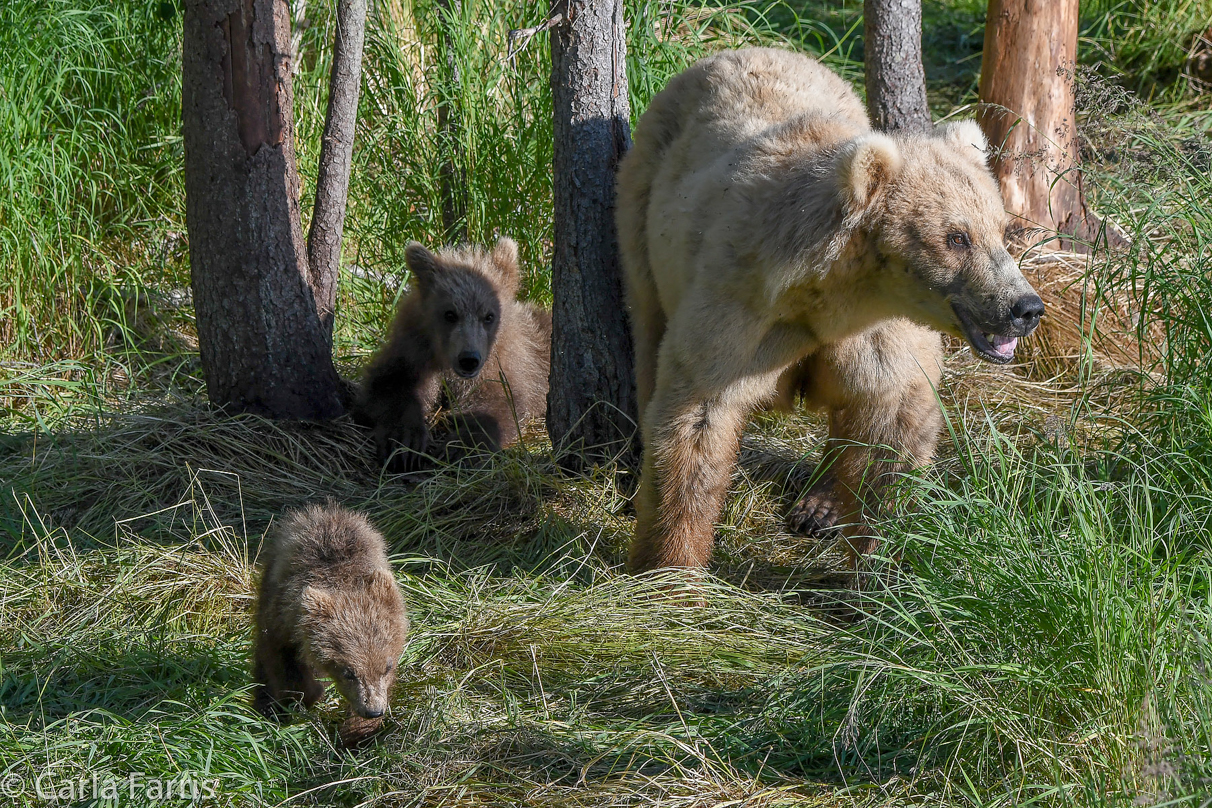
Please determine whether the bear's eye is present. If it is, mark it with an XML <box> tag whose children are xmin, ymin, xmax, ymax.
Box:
<box><xmin>483</xmin><ymin>312</ymin><xmax>495</xmax><ymax>324</ymax></box>
<box><xmin>947</xmin><ymin>232</ymin><xmax>972</xmax><ymax>249</ymax></box>
<box><xmin>444</xmin><ymin>310</ymin><xmax>458</xmax><ymax>323</ymax></box>
<box><xmin>342</xmin><ymin>667</ymin><xmax>357</xmax><ymax>681</ymax></box>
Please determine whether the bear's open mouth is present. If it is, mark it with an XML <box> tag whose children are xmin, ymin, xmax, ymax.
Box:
<box><xmin>952</xmin><ymin>303</ymin><xmax>1018</xmax><ymax>365</ymax></box>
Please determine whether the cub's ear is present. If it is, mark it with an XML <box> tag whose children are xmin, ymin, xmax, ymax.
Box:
<box><xmin>300</xmin><ymin>585</ymin><xmax>336</xmax><ymax>619</ymax></box>
<box><xmin>935</xmin><ymin>120</ymin><xmax>989</xmax><ymax>166</ymax></box>
<box><xmin>404</xmin><ymin>242</ymin><xmax>441</xmax><ymax>288</ymax></box>
<box><xmin>490</xmin><ymin>236</ymin><xmax>521</xmax><ymax>299</ymax></box>
<box><xmin>835</xmin><ymin>134</ymin><xmax>902</xmax><ymax>213</ymax></box>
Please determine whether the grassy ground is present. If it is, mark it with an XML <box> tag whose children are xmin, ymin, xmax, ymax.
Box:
<box><xmin>3</xmin><ymin>0</ymin><xmax>1212</xmax><ymax>805</ymax></box>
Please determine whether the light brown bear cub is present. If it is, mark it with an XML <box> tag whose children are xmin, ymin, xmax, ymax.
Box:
<box><xmin>355</xmin><ymin>237</ymin><xmax>551</xmax><ymax>471</ymax></box>
<box><xmin>617</xmin><ymin>48</ymin><xmax>1043</xmax><ymax>573</ymax></box>
<box><xmin>253</xmin><ymin>503</ymin><xmax>408</xmax><ymax>734</ymax></box>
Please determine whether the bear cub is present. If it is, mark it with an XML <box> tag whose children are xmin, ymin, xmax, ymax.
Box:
<box><xmin>253</xmin><ymin>503</ymin><xmax>408</xmax><ymax>740</ymax></box>
<box><xmin>355</xmin><ymin>237</ymin><xmax>551</xmax><ymax>471</ymax></box>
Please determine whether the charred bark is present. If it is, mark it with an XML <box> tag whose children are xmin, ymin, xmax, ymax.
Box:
<box><xmin>864</xmin><ymin>0</ymin><xmax>931</xmax><ymax>132</ymax></box>
<box><xmin>183</xmin><ymin>0</ymin><xmax>344</xmax><ymax>419</ymax></box>
<box><xmin>547</xmin><ymin>0</ymin><xmax>637</xmax><ymax>466</ymax></box>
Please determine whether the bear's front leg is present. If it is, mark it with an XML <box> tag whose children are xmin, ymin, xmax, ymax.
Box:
<box><xmin>629</xmin><ymin>370</ymin><xmax>754</xmax><ymax>572</ymax></box>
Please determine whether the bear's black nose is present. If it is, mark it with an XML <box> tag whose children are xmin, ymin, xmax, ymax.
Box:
<box><xmin>457</xmin><ymin>351</ymin><xmax>481</xmax><ymax>375</ymax></box>
<box><xmin>361</xmin><ymin>707</ymin><xmax>384</xmax><ymax>719</ymax></box>
<box><xmin>1010</xmin><ymin>294</ymin><xmax>1044</xmax><ymax>333</ymax></box>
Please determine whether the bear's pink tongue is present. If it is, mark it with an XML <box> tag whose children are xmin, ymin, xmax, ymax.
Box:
<box><xmin>989</xmin><ymin>334</ymin><xmax>1018</xmax><ymax>358</ymax></box>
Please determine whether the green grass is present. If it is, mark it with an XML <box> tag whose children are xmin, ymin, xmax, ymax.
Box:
<box><xmin>4</xmin><ymin>0</ymin><xmax>1212</xmax><ymax>805</ymax></box>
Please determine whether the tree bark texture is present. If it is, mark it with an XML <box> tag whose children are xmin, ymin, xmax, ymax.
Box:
<box><xmin>307</xmin><ymin>0</ymin><xmax>367</xmax><ymax>339</ymax></box>
<box><xmin>548</xmin><ymin>0</ymin><xmax>637</xmax><ymax>465</ymax></box>
<box><xmin>435</xmin><ymin>0</ymin><xmax>468</xmax><ymax>242</ymax></box>
<box><xmin>978</xmin><ymin>0</ymin><xmax>1100</xmax><ymax>243</ymax></box>
<box><xmin>183</xmin><ymin>0</ymin><xmax>345</xmax><ymax>419</ymax></box>
<box><xmin>864</xmin><ymin>0</ymin><xmax>931</xmax><ymax>132</ymax></box>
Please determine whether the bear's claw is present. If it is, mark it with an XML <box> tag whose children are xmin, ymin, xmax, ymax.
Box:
<box><xmin>787</xmin><ymin>476</ymin><xmax>841</xmax><ymax>537</ymax></box>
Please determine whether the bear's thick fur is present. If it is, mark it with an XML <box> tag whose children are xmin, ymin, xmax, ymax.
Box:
<box><xmin>253</xmin><ymin>503</ymin><xmax>408</xmax><ymax>726</ymax></box>
<box><xmin>355</xmin><ymin>237</ymin><xmax>551</xmax><ymax>471</ymax></box>
<box><xmin>617</xmin><ymin>48</ymin><xmax>1043</xmax><ymax>571</ymax></box>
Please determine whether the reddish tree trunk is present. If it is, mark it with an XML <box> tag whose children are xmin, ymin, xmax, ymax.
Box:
<box><xmin>547</xmin><ymin>0</ymin><xmax>637</xmax><ymax>466</ymax></box>
<box><xmin>979</xmin><ymin>0</ymin><xmax>1104</xmax><ymax>246</ymax></box>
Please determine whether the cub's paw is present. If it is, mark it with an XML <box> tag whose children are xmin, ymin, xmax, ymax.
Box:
<box><xmin>377</xmin><ymin>421</ymin><xmax>431</xmax><ymax>473</ymax></box>
<box><xmin>339</xmin><ymin>715</ymin><xmax>385</xmax><ymax>749</ymax></box>
<box><xmin>787</xmin><ymin>476</ymin><xmax>841</xmax><ymax>537</ymax></box>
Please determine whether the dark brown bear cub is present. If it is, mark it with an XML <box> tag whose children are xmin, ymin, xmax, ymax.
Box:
<box><xmin>253</xmin><ymin>503</ymin><xmax>408</xmax><ymax>740</ymax></box>
<box><xmin>355</xmin><ymin>237</ymin><xmax>551</xmax><ymax>471</ymax></box>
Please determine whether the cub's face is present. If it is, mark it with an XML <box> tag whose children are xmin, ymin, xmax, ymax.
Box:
<box><xmin>840</xmin><ymin>122</ymin><xmax>1043</xmax><ymax>363</ymax></box>
<box><xmin>301</xmin><ymin>574</ymin><xmax>409</xmax><ymax>720</ymax></box>
<box><xmin>404</xmin><ymin>238</ymin><xmax>521</xmax><ymax>378</ymax></box>
<box><xmin>425</xmin><ymin>273</ymin><xmax>502</xmax><ymax>379</ymax></box>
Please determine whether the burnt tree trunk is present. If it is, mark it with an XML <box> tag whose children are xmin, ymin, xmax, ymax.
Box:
<box><xmin>435</xmin><ymin>0</ymin><xmax>467</xmax><ymax>242</ymax></box>
<box><xmin>183</xmin><ymin>0</ymin><xmax>344</xmax><ymax>419</ymax></box>
<box><xmin>864</xmin><ymin>0</ymin><xmax>931</xmax><ymax>132</ymax></box>
<box><xmin>547</xmin><ymin>0</ymin><xmax>636</xmax><ymax>465</ymax></box>
<box><xmin>979</xmin><ymin>0</ymin><xmax>1105</xmax><ymax>246</ymax></box>
<box><xmin>308</xmin><ymin>0</ymin><xmax>366</xmax><ymax>340</ymax></box>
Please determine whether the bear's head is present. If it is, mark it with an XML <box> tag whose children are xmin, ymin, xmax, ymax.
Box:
<box><xmin>836</xmin><ymin>120</ymin><xmax>1043</xmax><ymax>364</ymax></box>
<box><xmin>299</xmin><ymin>570</ymin><xmax>408</xmax><ymax>719</ymax></box>
<box><xmin>405</xmin><ymin>238</ymin><xmax>520</xmax><ymax>378</ymax></box>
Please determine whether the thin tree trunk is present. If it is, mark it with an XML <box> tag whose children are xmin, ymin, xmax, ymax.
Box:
<box><xmin>978</xmin><ymin>0</ymin><xmax>1108</xmax><ymax>247</ymax></box>
<box><xmin>435</xmin><ymin>0</ymin><xmax>467</xmax><ymax>242</ymax></box>
<box><xmin>307</xmin><ymin>0</ymin><xmax>367</xmax><ymax>339</ymax></box>
<box><xmin>864</xmin><ymin>0</ymin><xmax>931</xmax><ymax>132</ymax></box>
<box><xmin>548</xmin><ymin>0</ymin><xmax>636</xmax><ymax>466</ymax></box>
<box><xmin>183</xmin><ymin>0</ymin><xmax>344</xmax><ymax>419</ymax></box>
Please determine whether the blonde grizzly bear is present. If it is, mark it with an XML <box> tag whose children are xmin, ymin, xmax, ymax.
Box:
<box><xmin>617</xmin><ymin>48</ymin><xmax>1043</xmax><ymax>572</ymax></box>
<box><xmin>354</xmin><ymin>237</ymin><xmax>551</xmax><ymax>472</ymax></box>
<box><xmin>253</xmin><ymin>503</ymin><xmax>408</xmax><ymax>733</ymax></box>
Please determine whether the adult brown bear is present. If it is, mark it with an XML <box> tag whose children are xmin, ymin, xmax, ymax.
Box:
<box><xmin>616</xmin><ymin>48</ymin><xmax>1043</xmax><ymax>572</ymax></box>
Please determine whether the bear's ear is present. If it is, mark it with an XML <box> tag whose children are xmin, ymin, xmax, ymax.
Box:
<box><xmin>405</xmin><ymin>242</ymin><xmax>442</xmax><ymax>289</ymax></box>
<box><xmin>935</xmin><ymin>120</ymin><xmax>989</xmax><ymax>167</ymax></box>
<box><xmin>301</xmin><ymin>585</ymin><xmax>336</xmax><ymax>619</ymax></box>
<box><xmin>489</xmin><ymin>236</ymin><xmax>521</xmax><ymax>299</ymax></box>
<box><xmin>836</xmin><ymin>134</ymin><xmax>902</xmax><ymax>213</ymax></box>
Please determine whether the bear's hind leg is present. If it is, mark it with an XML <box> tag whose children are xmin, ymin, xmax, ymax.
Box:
<box><xmin>790</xmin><ymin>320</ymin><xmax>944</xmax><ymax>567</ymax></box>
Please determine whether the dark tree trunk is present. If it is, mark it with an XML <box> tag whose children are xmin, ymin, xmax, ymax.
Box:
<box><xmin>307</xmin><ymin>0</ymin><xmax>367</xmax><ymax>340</ymax></box>
<box><xmin>864</xmin><ymin>0</ymin><xmax>931</xmax><ymax>132</ymax></box>
<box><xmin>435</xmin><ymin>0</ymin><xmax>467</xmax><ymax>243</ymax></box>
<box><xmin>978</xmin><ymin>0</ymin><xmax>1114</xmax><ymax>249</ymax></box>
<box><xmin>183</xmin><ymin>0</ymin><xmax>344</xmax><ymax>419</ymax></box>
<box><xmin>547</xmin><ymin>0</ymin><xmax>636</xmax><ymax>465</ymax></box>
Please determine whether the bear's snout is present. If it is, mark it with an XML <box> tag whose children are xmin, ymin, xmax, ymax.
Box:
<box><xmin>1009</xmin><ymin>294</ymin><xmax>1045</xmax><ymax>335</ymax></box>
<box><xmin>359</xmin><ymin>706</ymin><xmax>385</xmax><ymax>719</ymax></box>
<box><xmin>456</xmin><ymin>351</ymin><xmax>482</xmax><ymax>377</ymax></box>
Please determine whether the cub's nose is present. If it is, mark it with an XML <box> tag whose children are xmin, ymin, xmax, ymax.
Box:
<box><xmin>457</xmin><ymin>351</ymin><xmax>481</xmax><ymax>375</ymax></box>
<box><xmin>1010</xmin><ymin>294</ymin><xmax>1045</xmax><ymax>334</ymax></box>
<box><xmin>361</xmin><ymin>707</ymin><xmax>385</xmax><ymax>719</ymax></box>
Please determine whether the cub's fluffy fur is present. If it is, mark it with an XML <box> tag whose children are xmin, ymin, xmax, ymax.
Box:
<box><xmin>355</xmin><ymin>237</ymin><xmax>551</xmax><ymax>471</ymax></box>
<box><xmin>253</xmin><ymin>504</ymin><xmax>408</xmax><ymax>725</ymax></box>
